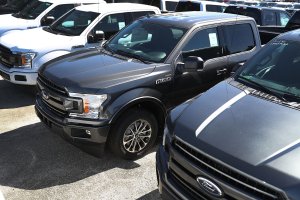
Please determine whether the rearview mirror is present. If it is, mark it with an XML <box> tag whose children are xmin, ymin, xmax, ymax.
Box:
<box><xmin>41</xmin><ymin>16</ymin><xmax>55</xmax><ymax>26</ymax></box>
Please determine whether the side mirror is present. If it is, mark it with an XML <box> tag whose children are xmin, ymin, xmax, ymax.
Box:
<box><xmin>184</xmin><ymin>56</ymin><xmax>204</xmax><ymax>72</ymax></box>
<box><xmin>41</xmin><ymin>16</ymin><xmax>55</xmax><ymax>26</ymax></box>
<box><xmin>94</xmin><ymin>30</ymin><xmax>105</xmax><ymax>42</ymax></box>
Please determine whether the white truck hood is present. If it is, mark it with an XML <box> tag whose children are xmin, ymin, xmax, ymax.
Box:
<box><xmin>0</xmin><ymin>14</ymin><xmax>38</xmax><ymax>35</ymax></box>
<box><xmin>0</xmin><ymin>27</ymin><xmax>79</xmax><ymax>54</ymax></box>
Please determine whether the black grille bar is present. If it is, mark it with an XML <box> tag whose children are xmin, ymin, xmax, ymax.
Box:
<box><xmin>37</xmin><ymin>74</ymin><xmax>67</xmax><ymax>95</ymax></box>
<box><xmin>0</xmin><ymin>44</ymin><xmax>20</xmax><ymax>68</ymax></box>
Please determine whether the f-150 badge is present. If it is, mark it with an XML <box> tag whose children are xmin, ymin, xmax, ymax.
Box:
<box><xmin>156</xmin><ymin>77</ymin><xmax>172</xmax><ymax>85</ymax></box>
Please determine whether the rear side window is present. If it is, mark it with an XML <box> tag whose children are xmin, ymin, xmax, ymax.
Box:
<box><xmin>175</xmin><ymin>1</ymin><xmax>200</xmax><ymax>12</ymax></box>
<box><xmin>225</xmin><ymin>7</ymin><xmax>261</xmax><ymax>25</ymax></box>
<box><xmin>206</xmin><ymin>5</ymin><xmax>226</xmax><ymax>12</ymax></box>
<box><xmin>262</xmin><ymin>11</ymin><xmax>276</xmax><ymax>25</ymax></box>
<box><xmin>279</xmin><ymin>12</ymin><xmax>290</xmax><ymax>26</ymax></box>
<box><xmin>165</xmin><ymin>1</ymin><xmax>178</xmax><ymax>11</ymax></box>
<box><xmin>223</xmin><ymin>24</ymin><xmax>255</xmax><ymax>55</ymax></box>
<box><xmin>182</xmin><ymin>28</ymin><xmax>223</xmax><ymax>61</ymax></box>
<box><xmin>131</xmin><ymin>11</ymin><xmax>155</xmax><ymax>21</ymax></box>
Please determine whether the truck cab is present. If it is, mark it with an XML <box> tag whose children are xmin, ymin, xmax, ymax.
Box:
<box><xmin>225</xmin><ymin>5</ymin><xmax>291</xmax><ymax>26</ymax></box>
<box><xmin>34</xmin><ymin>12</ymin><xmax>261</xmax><ymax>159</ymax></box>
<box><xmin>0</xmin><ymin>0</ymin><xmax>106</xmax><ymax>36</ymax></box>
<box><xmin>0</xmin><ymin>3</ymin><xmax>160</xmax><ymax>85</ymax></box>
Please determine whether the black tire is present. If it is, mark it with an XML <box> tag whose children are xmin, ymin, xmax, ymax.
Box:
<box><xmin>108</xmin><ymin>108</ymin><xmax>158</xmax><ymax>160</ymax></box>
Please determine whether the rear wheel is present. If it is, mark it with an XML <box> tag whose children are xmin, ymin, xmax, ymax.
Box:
<box><xmin>109</xmin><ymin>109</ymin><xmax>158</xmax><ymax>160</ymax></box>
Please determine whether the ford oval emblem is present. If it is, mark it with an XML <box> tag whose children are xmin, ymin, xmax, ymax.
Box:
<box><xmin>42</xmin><ymin>90</ymin><xmax>49</xmax><ymax>100</ymax></box>
<box><xmin>197</xmin><ymin>177</ymin><xmax>223</xmax><ymax>197</ymax></box>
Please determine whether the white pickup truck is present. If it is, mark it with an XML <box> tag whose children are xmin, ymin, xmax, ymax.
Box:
<box><xmin>0</xmin><ymin>3</ymin><xmax>161</xmax><ymax>85</ymax></box>
<box><xmin>0</xmin><ymin>0</ymin><xmax>106</xmax><ymax>36</ymax></box>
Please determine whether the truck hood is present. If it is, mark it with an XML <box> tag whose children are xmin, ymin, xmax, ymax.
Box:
<box><xmin>0</xmin><ymin>28</ymin><xmax>75</xmax><ymax>53</ymax></box>
<box><xmin>0</xmin><ymin>14</ymin><xmax>36</xmax><ymax>35</ymax></box>
<box><xmin>173</xmin><ymin>80</ymin><xmax>300</xmax><ymax>191</ymax></box>
<box><xmin>39</xmin><ymin>49</ymin><xmax>155</xmax><ymax>93</ymax></box>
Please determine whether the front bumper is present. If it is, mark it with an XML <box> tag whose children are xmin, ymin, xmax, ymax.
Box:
<box><xmin>0</xmin><ymin>65</ymin><xmax>37</xmax><ymax>85</ymax></box>
<box><xmin>156</xmin><ymin>145</ymin><xmax>207</xmax><ymax>200</ymax></box>
<box><xmin>35</xmin><ymin>96</ymin><xmax>110</xmax><ymax>157</ymax></box>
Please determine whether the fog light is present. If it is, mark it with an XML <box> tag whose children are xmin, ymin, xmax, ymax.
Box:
<box><xmin>85</xmin><ymin>130</ymin><xmax>91</xmax><ymax>135</ymax></box>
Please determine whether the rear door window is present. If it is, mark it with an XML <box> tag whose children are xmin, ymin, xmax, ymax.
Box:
<box><xmin>175</xmin><ymin>1</ymin><xmax>200</xmax><ymax>12</ymax></box>
<box><xmin>206</xmin><ymin>5</ymin><xmax>225</xmax><ymax>12</ymax></box>
<box><xmin>165</xmin><ymin>1</ymin><xmax>178</xmax><ymax>11</ymax></box>
<box><xmin>262</xmin><ymin>11</ymin><xmax>277</xmax><ymax>25</ymax></box>
<box><xmin>223</xmin><ymin>23</ymin><xmax>255</xmax><ymax>55</ymax></box>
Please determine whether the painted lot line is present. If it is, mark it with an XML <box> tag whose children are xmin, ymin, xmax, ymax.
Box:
<box><xmin>0</xmin><ymin>190</ymin><xmax>5</xmax><ymax>200</ymax></box>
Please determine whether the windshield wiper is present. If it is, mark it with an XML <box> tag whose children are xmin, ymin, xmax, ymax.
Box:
<box><xmin>115</xmin><ymin>49</ymin><xmax>151</xmax><ymax>64</ymax></box>
<box><xmin>282</xmin><ymin>93</ymin><xmax>300</xmax><ymax>102</ymax></box>
<box><xmin>237</xmin><ymin>76</ymin><xmax>287</xmax><ymax>102</ymax></box>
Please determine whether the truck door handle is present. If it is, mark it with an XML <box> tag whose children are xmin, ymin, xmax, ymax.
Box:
<box><xmin>217</xmin><ymin>68</ymin><xmax>227</xmax><ymax>75</ymax></box>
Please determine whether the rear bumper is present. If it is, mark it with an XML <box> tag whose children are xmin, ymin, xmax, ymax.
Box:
<box><xmin>35</xmin><ymin>97</ymin><xmax>110</xmax><ymax>157</ymax></box>
<box><xmin>0</xmin><ymin>66</ymin><xmax>37</xmax><ymax>85</ymax></box>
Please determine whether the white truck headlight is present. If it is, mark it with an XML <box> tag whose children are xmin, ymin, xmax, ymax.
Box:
<box><xmin>19</xmin><ymin>52</ymin><xmax>36</xmax><ymax>68</ymax></box>
<box><xmin>68</xmin><ymin>93</ymin><xmax>108</xmax><ymax>119</ymax></box>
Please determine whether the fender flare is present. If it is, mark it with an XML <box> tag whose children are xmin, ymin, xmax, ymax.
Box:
<box><xmin>106</xmin><ymin>88</ymin><xmax>166</xmax><ymax>125</ymax></box>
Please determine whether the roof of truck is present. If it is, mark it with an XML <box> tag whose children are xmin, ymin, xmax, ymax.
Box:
<box><xmin>75</xmin><ymin>3</ymin><xmax>161</xmax><ymax>14</ymax></box>
<box><xmin>139</xmin><ymin>11</ymin><xmax>253</xmax><ymax>29</ymax></box>
<box><xmin>178</xmin><ymin>0</ymin><xmax>228</xmax><ymax>6</ymax></box>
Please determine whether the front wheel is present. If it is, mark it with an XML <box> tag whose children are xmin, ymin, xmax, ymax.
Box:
<box><xmin>108</xmin><ymin>109</ymin><xmax>158</xmax><ymax>160</ymax></box>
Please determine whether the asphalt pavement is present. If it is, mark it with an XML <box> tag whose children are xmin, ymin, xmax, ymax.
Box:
<box><xmin>0</xmin><ymin>77</ymin><xmax>161</xmax><ymax>200</ymax></box>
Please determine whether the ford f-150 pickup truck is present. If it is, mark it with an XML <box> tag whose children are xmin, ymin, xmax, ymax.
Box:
<box><xmin>35</xmin><ymin>12</ymin><xmax>261</xmax><ymax>159</ymax></box>
<box><xmin>156</xmin><ymin>29</ymin><xmax>300</xmax><ymax>200</ymax></box>
<box><xmin>0</xmin><ymin>3</ymin><xmax>160</xmax><ymax>85</ymax></box>
<box><xmin>259</xmin><ymin>10</ymin><xmax>300</xmax><ymax>44</ymax></box>
<box><xmin>0</xmin><ymin>0</ymin><xmax>105</xmax><ymax>36</ymax></box>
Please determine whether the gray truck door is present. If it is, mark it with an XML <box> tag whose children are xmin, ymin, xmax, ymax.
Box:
<box><xmin>171</xmin><ymin>26</ymin><xmax>227</xmax><ymax>104</ymax></box>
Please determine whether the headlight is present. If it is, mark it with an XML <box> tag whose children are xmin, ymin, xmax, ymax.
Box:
<box><xmin>18</xmin><ymin>52</ymin><xmax>36</xmax><ymax>68</ymax></box>
<box><xmin>68</xmin><ymin>93</ymin><xmax>108</xmax><ymax>119</ymax></box>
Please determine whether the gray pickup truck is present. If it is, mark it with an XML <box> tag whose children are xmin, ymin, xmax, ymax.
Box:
<box><xmin>35</xmin><ymin>12</ymin><xmax>262</xmax><ymax>159</ymax></box>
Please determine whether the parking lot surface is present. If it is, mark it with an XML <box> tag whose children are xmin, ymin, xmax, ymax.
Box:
<box><xmin>0</xmin><ymin>77</ymin><xmax>160</xmax><ymax>200</ymax></box>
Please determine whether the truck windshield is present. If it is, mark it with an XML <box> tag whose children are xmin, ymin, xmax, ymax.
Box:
<box><xmin>48</xmin><ymin>9</ymin><xmax>99</xmax><ymax>36</ymax></box>
<box><xmin>236</xmin><ymin>40</ymin><xmax>300</xmax><ymax>102</ymax></box>
<box><xmin>12</xmin><ymin>0</ymin><xmax>52</xmax><ymax>20</ymax></box>
<box><xmin>7</xmin><ymin>0</ymin><xmax>32</xmax><ymax>8</ymax></box>
<box><xmin>105</xmin><ymin>20</ymin><xmax>187</xmax><ymax>63</ymax></box>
